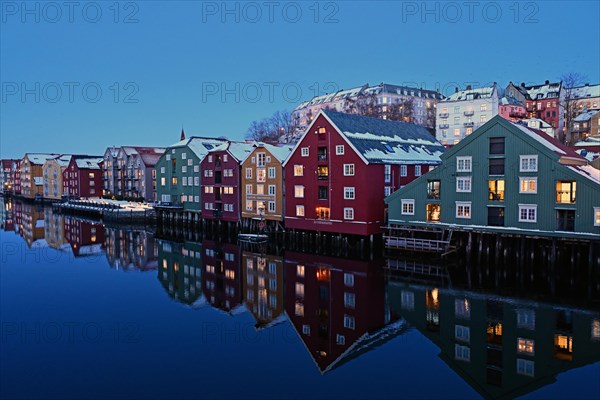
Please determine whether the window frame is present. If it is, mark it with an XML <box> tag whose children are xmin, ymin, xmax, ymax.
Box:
<box><xmin>401</xmin><ymin>199</ymin><xmax>415</xmax><ymax>215</ymax></box>
<box><xmin>456</xmin><ymin>156</ymin><xmax>472</xmax><ymax>172</ymax></box>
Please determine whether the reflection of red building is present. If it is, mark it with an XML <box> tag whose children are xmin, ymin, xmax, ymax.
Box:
<box><xmin>285</xmin><ymin>251</ymin><xmax>405</xmax><ymax>373</ymax></box>
<box><xmin>202</xmin><ymin>239</ymin><xmax>242</xmax><ymax>313</ymax></box>
<box><xmin>64</xmin><ymin>217</ymin><xmax>105</xmax><ymax>256</ymax></box>
<box><xmin>1</xmin><ymin>198</ymin><xmax>15</xmax><ymax>231</ymax></box>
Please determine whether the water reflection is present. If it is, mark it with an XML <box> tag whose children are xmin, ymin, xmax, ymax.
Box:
<box><xmin>2</xmin><ymin>199</ymin><xmax>599</xmax><ymax>399</ymax></box>
<box><xmin>387</xmin><ymin>280</ymin><xmax>600</xmax><ymax>399</ymax></box>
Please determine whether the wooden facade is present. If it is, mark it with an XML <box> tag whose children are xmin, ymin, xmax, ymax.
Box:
<box><xmin>240</xmin><ymin>144</ymin><xmax>292</xmax><ymax>225</ymax></box>
<box><xmin>20</xmin><ymin>153</ymin><xmax>59</xmax><ymax>199</ymax></box>
<box><xmin>386</xmin><ymin>116</ymin><xmax>600</xmax><ymax>238</ymax></box>
<box><xmin>63</xmin><ymin>156</ymin><xmax>103</xmax><ymax>199</ymax></box>
<box><xmin>42</xmin><ymin>155</ymin><xmax>71</xmax><ymax>200</ymax></box>
<box><xmin>284</xmin><ymin>110</ymin><xmax>444</xmax><ymax>236</ymax></box>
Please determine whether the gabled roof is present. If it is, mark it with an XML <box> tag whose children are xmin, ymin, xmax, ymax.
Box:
<box><xmin>512</xmin><ymin>122</ymin><xmax>583</xmax><ymax>160</ymax></box>
<box><xmin>500</xmin><ymin>95</ymin><xmax>523</xmax><ymax>106</ymax></box>
<box><xmin>252</xmin><ymin>143</ymin><xmax>294</xmax><ymax>162</ymax></box>
<box><xmin>175</xmin><ymin>136</ymin><xmax>229</xmax><ymax>159</ymax></box>
<box><xmin>524</xmin><ymin>81</ymin><xmax>562</xmax><ymax>100</ymax></box>
<box><xmin>73</xmin><ymin>156</ymin><xmax>103</xmax><ymax>170</ymax></box>
<box><xmin>522</xmin><ymin>118</ymin><xmax>553</xmax><ymax>129</ymax></box>
<box><xmin>318</xmin><ymin>110</ymin><xmax>444</xmax><ymax>165</ymax></box>
<box><xmin>571</xmin><ymin>84</ymin><xmax>600</xmax><ymax>99</ymax></box>
<box><xmin>24</xmin><ymin>153</ymin><xmax>60</xmax><ymax>165</ymax></box>
<box><xmin>208</xmin><ymin>141</ymin><xmax>255</xmax><ymax>163</ymax></box>
<box><xmin>442</xmin><ymin>85</ymin><xmax>497</xmax><ymax>102</ymax></box>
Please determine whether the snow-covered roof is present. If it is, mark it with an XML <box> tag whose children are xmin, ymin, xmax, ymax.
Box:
<box><xmin>574</xmin><ymin>137</ymin><xmax>600</xmax><ymax>146</ymax></box>
<box><xmin>500</xmin><ymin>96</ymin><xmax>523</xmax><ymax>106</ymax></box>
<box><xmin>511</xmin><ymin>121</ymin><xmax>584</xmax><ymax>161</ymax></box>
<box><xmin>575</xmin><ymin>149</ymin><xmax>600</xmax><ymax>162</ymax></box>
<box><xmin>254</xmin><ymin>143</ymin><xmax>294</xmax><ymax>162</ymax></box>
<box><xmin>574</xmin><ymin>109</ymin><xmax>599</xmax><ymax>122</ymax></box>
<box><xmin>294</xmin><ymin>82</ymin><xmax>442</xmax><ymax>110</ymax></box>
<box><xmin>209</xmin><ymin>141</ymin><xmax>255</xmax><ymax>162</ymax></box>
<box><xmin>525</xmin><ymin>81</ymin><xmax>561</xmax><ymax>100</ymax></box>
<box><xmin>323</xmin><ymin>110</ymin><xmax>444</xmax><ymax>165</ymax></box>
<box><xmin>25</xmin><ymin>153</ymin><xmax>59</xmax><ymax>165</ymax></box>
<box><xmin>522</xmin><ymin>118</ymin><xmax>553</xmax><ymax>129</ymax></box>
<box><xmin>442</xmin><ymin>85</ymin><xmax>496</xmax><ymax>102</ymax></box>
<box><xmin>567</xmin><ymin>165</ymin><xmax>600</xmax><ymax>185</ymax></box>
<box><xmin>51</xmin><ymin>155</ymin><xmax>72</xmax><ymax>167</ymax></box>
<box><xmin>181</xmin><ymin>137</ymin><xmax>228</xmax><ymax>159</ymax></box>
<box><xmin>74</xmin><ymin>157</ymin><xmax>103</xmax><ymax>169</ymax></box>
<box><xmin>572</xmin><ymin>84</ymin><xmax>600</xmax><ymax>99</ymax></box>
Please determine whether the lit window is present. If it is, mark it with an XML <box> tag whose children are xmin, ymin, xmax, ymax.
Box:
<box><xmin>518</xmin><ymin>205</ymin><xmax>537</xmax><ymax>223</ymax></box>
<box><xmin>517</xmin><ymin>338</ymin><xmax>535</xmax><ymax>355</ymax></box>
<box><xmin>401</xmin><ymin>199</ymin><xmax>414</xmax><ymax>215</ymax></box>
<box><xmin>556</xmin><ymin>181</ymin><xmax>576</xmax><ymax>204</ymax></box>
<box><xmin>520</xmin><ymin>155</ymin><xmax>538</xmax><ymax>172</ymax></box>
<box><xmin>293</xmin><ymin>165</ymin><xmax>303</xmax><ymax>176</ymax></box>
<box><xmin>294</xmin><ymin>185</ymin><xmax>304</xmax><ymax>198</ymax></box>
<box><xmin>295</xmin><ymin>283</ymin><xmax>305</xmax><ymax>297</ymax></box>
<box><xmin>456</xmin><ymin>202</ymin><xmax>471</xmax><ymax>218</ymax></box>
<box><xmin>592</xmin><ymin>319</ymin><xmax>600</xmax><ymax>340</ymax></box>
<box><xmin>480</xmin><ymin>103</ymin><xmax>487</xmax><ymax>111</ymax></box>
<box><xmin>595</xmin><ymin>208</ymin><xmax>600</xmax><ymax>227</ymax></box>
<box><xmin>296</xmin><ymin>205</ymin><xmax>305</xmax><ymax>217</ymax></box>
<box><xmin>519</xmin><ymin>177</ymin><xmax>537</xmax><ymax>194</ymax></box>
<box><xmin>296</xmin><ymin>265</ymin><xmax>305</xmax><ymax>277</ymax></box>
<box><xmin>295</xmin><ymin>302</ymin><xmax>304</xmax><ymax>316</ymax></box>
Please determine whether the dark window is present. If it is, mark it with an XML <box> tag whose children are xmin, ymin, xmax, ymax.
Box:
<box><xmin>486</xmin><ymin>368</ymin><xmax>502</xmax><ymax>387</ymax></box>
<box><xmin>215</xmin><ymin>171</ymin><xmax>222</xmax><ymax>184</ymax></box>
<box><xmin>317</xmin><ymin>147</ymin><xmax>327</xmax><ymax>162</ymax></box>
<box><xmin>318</xmin><ymin>186</ymin><xmax>328</xmax><ymax>200</ymax></box>
<box><xmin>489</xmin><ymin>137</ymin><xmax>505</xmax><ymax>154</ymax></box>
<box><xmin>556</xmin><ymin>210</ymin><xmax>575</xmax><ymax>231</ymax></box>
<box><xmin>489</xmin><ymin>158</ymin><xmax>505</xmax><ymax>175</ymax></box>
<box><xmin>487</xmin><ymin>348</ymin><xmax>503</xmax><ymax>368</ymax></box>
<box><xmin>488</xmin><ymin>207</ymin><xmax>504</xmax><ymax>226</ymax></box>
<box><xmin>427</xmin><ymin>180</ymin><xmax>441</xmax><ymax>199</ymax></box>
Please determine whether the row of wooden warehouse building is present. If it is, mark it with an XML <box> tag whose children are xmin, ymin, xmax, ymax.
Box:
<box><xmin>1</xmin><ymin>110</ymin><xmax>599</xmax><ymax>241</ymax></box>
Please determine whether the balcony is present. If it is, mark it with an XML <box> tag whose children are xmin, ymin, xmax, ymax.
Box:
<box><xmin>438</xmin><ymin>124</ymin><xmax>449</xmax><ymax>129</ymax></box>
<box><xmin>439</xmin><ymin>112</ymin><xmax>449</xmax><ymax>118</ymax></box>
<box><xmin>464</xmin><ymin>110</ymin><xmax>474</xmax><ymax>116</ymax></box>
<box><xmin>464</xmin><ymin>121</ymin><xmax>474</xmax><ymax>127</ymax></box>
<box><xmin>509</xmin><ymin>110</ymin><xmax>525</xmax><ymax>118</ymax></box>
<box><xmin>213</xmin><ymin>209</ymin><xmax>223</xmax><ymax>219</ymax></box>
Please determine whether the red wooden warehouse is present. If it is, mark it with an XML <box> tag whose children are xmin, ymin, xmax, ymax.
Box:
<box><xmin>283</xmin><ymin>110</ymin><xmax>445</xmax><ymax>236</ymax></box>
<box><xmin>200</xmin><ymin>142</ymin><xmax>254</xmax><ymax>223</ymax></box>
<box><xmin>62</xmin><ymin>156</ymin><xmax>104</xmax><ymax>199</ymax></box>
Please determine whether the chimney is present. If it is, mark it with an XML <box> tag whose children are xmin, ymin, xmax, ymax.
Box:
<box><xmin>521</xmin><ymin>82</ymin><xmax>525</xmax><ymax>87</ymax></box>
<box><xmin>466</xmin><ymin>85</ymin><xmax>472</xmax><ymax>90</ymax></box>
<box><xmin>585</xmin><ymin>83</ymin><xmax>589</xmax><ymax>86</ymax></box>
<box><xmin>455</xmin><ymin>87</ymin><xmax>459</xmax><ymax>93</ymax></box>
<box><xmin>545</xmin><ymin>80</ymin><xmax>550</xmax><ymax>85</ymax></box>
<box><xmin>180</xmin><ymin>128</ymin><xmax>185</xmax><ymax>141</ymax></box>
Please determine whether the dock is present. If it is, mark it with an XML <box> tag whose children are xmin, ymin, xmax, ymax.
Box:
<box><xmin>53</xmin><ymin>199</ymin><xmax>156</xmax><ymax>223</ymax></box>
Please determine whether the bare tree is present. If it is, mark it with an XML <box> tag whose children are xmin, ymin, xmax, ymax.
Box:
<box><xmin>560</xmin><ymin>72</ymin><xmax>587</xmax><ymax>144</ymax></box>
<box><xmin>245</xmin><ymin>110</ymin><xmax>292</xmax><ymax>144</ymax></box>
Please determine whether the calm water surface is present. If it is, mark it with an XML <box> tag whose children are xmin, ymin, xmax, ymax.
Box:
<box><xmin>1</xmin><ymin>200</ymin><xmax>599</xmax><ymax>400</ymax></box>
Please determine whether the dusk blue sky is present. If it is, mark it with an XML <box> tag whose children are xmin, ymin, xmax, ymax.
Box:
<box><xmin>1</xmin><ymin>0</ymin><xmax>599</xmax><ymax>157</ymax></box>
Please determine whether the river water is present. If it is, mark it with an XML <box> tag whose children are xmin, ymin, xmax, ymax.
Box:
<box><xmin>1</xmin><ymin>199</ymin><xmax>599</xmax><ymax>399</ymax></box>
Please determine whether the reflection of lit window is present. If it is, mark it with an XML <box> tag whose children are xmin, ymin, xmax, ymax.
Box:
<box><xmin>295</xmin><ymin>302</ymin><xmax>304</xmax><ymax>316</ymax></box>
<box><xmin>344</xmin><ymin>273</ymin><xmax>354</xmax><ymax>287</ymax></box>
<box><xmin>517</xmin><ymin>338</ymin><xmax>535</xmax><ymax>355</ymax></box>
<box><xmin>554</xmin><ymin>335</ymin><xmax>573</xmax><ymax>360</ymax></box>
<box><xmin>517</xmin><ymin>358</ymin><xmax>534</xmax><ymax>377</ymax></box>
<box><xmin>295</xmin><ymin>283</ymin><xmax>304</xmax><ymax>298</ymax></box>
<box><xmin>426</xmin><ymin>288</ymin><xmax>439</xmax><ymax>309</ymax></box>
<box><xmin>592</xmin><ymin>320</ymin><xmax>600</xmax><ymax>341</ymax></box>
<box><xmin>296</xmin><ymin>264</ymin><xmax>305</xmax><ymax>278</ymax></box>
<box><xmin>455</xmin><ymin>298</ymin><xmax>470</xmax><ymax>319</ymax></box>
<box><xmin>336</xmin><ymin>334</ymin><xmax>345</xmax><ymax>345</ymax></box>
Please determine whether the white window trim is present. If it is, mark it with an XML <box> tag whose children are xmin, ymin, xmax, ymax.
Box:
<box><xmin>301</xmin><ymin>147</ymin><xmax>309</xmax><ymax>157</ymax></box>
<box><xmin>401</xmin><ymin>199</ymin><xmax>415</xmax><ymax>215</ymax></box>
<box><xmin>336</xmin><ymin>145</ymin><xmax>345</xmax><ymax>155</ymax></box>
<box><xmin>400</xmin><ymin>165</ymin><xmax>407</xmax><ymax>177</ymax></box>
<box><xmin>519</xmin><ymin>177</ymin><xmax>538</xmax><ymax>194</ymax></box>
<box><xmin>344</xmin><ymin>187</ymin><xmax>355</xmax><ymax>200</ymax></box>
<box><xmin>456</xmin><ymin>176</ymin><xmax>472</xmax><ymax>193</ymax></box>
<box><xmin>296</xmin><ymin>205</ymin><xmax>305</xmax><ymax>217</ymax></box>
<box><xmin>456</xmin><ymin>156</ymin><xmax>472</xmax><ymax>172</ymax></box>
<box><xmin>343</xmin><ymin>164</ymin><xmax>355</xmax><ymax>176</ymax></box>
<box><xmin>455</xmin><ymin>201</ymin><xmax>472</xmax><ymax>219</ymax></box>
<box><xmin>343</xmin><ymin>207</ymin><xmax>354</xmax><ymax>220</ymax></box>
<box><xmin>518</xmin><ymin>204</ymin><xmax>537</xmax><ymax>223</ymax></box>
<box><xmin>519</xmin><ymin>155</ymin><xmax>538</xmax><ymax>172</ymax></box>
<box><xmin>294</xmin><ymin>185</ymin><xmax>304</xmax><ymax>198</ymax></box>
